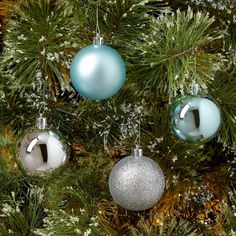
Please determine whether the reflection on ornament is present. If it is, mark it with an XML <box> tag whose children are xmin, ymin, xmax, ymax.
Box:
<box><xmin>109</xmin><ymin>148</ymin><xmax>165</xmax><ymax>211</ymax></box>
<box><xmin>170</xmin><ymin>95</ymin><xmax>221</xmax><ymax>143</ymax></box>
<box><xmin>18</xmin><ymin>130</ymin><xmax>67</xmax><ymax>173</ymax></box>
<box><xmin>70</xmin><ymin>35</ymin><xmax>126</xmax><ymax>100</ymax></box>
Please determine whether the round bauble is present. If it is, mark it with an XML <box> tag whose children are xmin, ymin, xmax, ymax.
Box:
<box><xmin>109</xmin><ymin>150</ymin><xmax>165</xmax><ymax>211</ymax></box>
<box><xmin>169</xmin><ymin>94</ymin><xmax>221</xmax><ymax>143</ymax></box>
<box><xmin>70</xmin><ymin>44</ymin><xmax>126</xmax><ymax>100</ymax></box>
<box><xmin>18</xmin><ymin>129</ymin><xmax>68</xmax><ymax>174</ymax></box>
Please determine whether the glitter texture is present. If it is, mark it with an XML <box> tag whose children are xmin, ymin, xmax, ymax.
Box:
<box><xmin>108</xmin><ymin>155</ymin><xmax>165</xmax><ymax>211</ymax></box>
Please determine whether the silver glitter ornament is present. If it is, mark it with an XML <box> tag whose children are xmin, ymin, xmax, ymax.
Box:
<box><xmin>108</xmin><ymin>148</ymin><xmax>165</xmax><ymax>211</ymax></box>
<box><xmin>17</xmin><ymin>115</ymin><xmax>68</xmax><ymax>174</ymax></box>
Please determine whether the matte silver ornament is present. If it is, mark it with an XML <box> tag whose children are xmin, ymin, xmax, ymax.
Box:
<box><xmin>108</xmin><ymin>148</ymin><xmax>165</xmax><ymax>211</ymax></box>
<box><xmin>18</xmin><ymin>129</ymin><xmax>68</xmax><ymax>174</ymax></box>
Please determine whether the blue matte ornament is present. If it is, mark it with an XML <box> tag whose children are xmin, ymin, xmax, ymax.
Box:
<box><xmin>70</xmin><ymin>35</ymin><xmax>126</xmax><ymax>100</ymax></box>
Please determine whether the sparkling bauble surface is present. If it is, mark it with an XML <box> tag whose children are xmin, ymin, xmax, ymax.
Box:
<box><xmin>170</xmin><ymin>95</ymin><xmax>221</xmax><ymax>143</ymax></box>
<box><xmin>70</xmin><ymin>44</ymin><xmax>126</xmax><ymax>100</ymax></box>
<box><xmin>108</xmin><ymin>155</ymin><xmax>165</xmax><ymax>211</ymax></box>
<box><xmin>18</xmin><ymin>130</ymin><xmax>68</xmax><ymax>173</ymax></box>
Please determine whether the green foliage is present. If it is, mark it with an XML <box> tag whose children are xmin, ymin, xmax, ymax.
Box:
<box><xmin>35</xmin><ymin>209</ymin><xmax>104</xmax><ymax>236</ymax></box>
<box><xmin>1</xmin><ymin>185</ymin><xmax>46</xmax><ymax>236</ymax></box>
<box><xmin>34</xmin><ymin>154</ymin><xmax>112</xmax><ymax>235</ymax></box>
<box><xmin>57</xmin><ymin>0</ymin><xmax>168</xmax><ymax>44</ymax></box>
<box><xmin>0</xmin><ymin>153</ymin><xmax>113</xmax><ymax>235</ymax></box>
<box><xmin>221</xmin><ymin>190</ymin><xmax>236</xmax><ymax>236</ymax></box>
<box><xmin>127</xmin><ymin>7</ymin><xmax>225</xmax><ymax>97</ymax></box>
<box><xmin>0</xmin><ymin>0</ymin><xmax>235</xmax><ymax>235</ymax></box>
<box><xmin>211</xmin><ymin>66</ymin><xmax>236</xmax><ymax>145</ymax></box>
<box><xmin>0</xmin><ymin>131</ymin><xmax>12</xmax><ymax>148</ymax></box>
<box><xmin>169</xmin><ymin>0</ymin><xmax>236</xmax><ymax>27</ymax></box>
<box><xmin>1</xmin><ymin>0</ymin><xmax>79</xmax><ymax>96</ymax></box>
<box><xmin>130</xmin><ymin>216</ymin><xmax>197</xmax><ymax>236</ymax></box>
<box><xmin>46</xmin><ymin>153</ymin><xmax>113</xmax><ymax>207</ymax></box>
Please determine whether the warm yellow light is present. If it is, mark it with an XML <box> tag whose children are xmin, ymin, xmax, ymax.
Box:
<box><xmin>156</xmin><ymin>219</ymin><xmax>163</xmax><ymax>226</ymax></box>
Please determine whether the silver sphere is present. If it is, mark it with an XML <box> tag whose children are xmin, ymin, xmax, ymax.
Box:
<box><xmin>109</xmin><ymin>154</ymin><xmax>165</xmax><ymax>211</ymax></box>
<box><xmin>18</xmin><ymin>130</ymin><xmax>68</xmax><ymax>174</ymax></box>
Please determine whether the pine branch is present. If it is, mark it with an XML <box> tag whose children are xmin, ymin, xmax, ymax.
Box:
<box><xmin>129</xmin><ymin>215</ymin><xmax>197</xmax><ymax>236</ymax></box>
<box><xmin>35</xmin><ymin>153</ymin><xmax>112</xmax><ymax>235</ymax></box>
<box><xmin>126</xmin><ymin>7</ymin><xmax>226</xmax><ymax>97</ymax></box>
<box><xmin>210</xmin><ymin>68</ymin><xmax>236</xmax><ymax>145</ymax></box>
<box><xmin>55</xmin><ymin>0</ymin><xmax>169</xmax><ymax>56</ymax></box>
<box><xmin>1</xmin><ymin>0</ymin><xmax>80</xmax><ymax>97</ymax></box>
<box><xmin>220</xmin><ymin>190</ymin><xmax>236</xmax><ymax>235</ymax></box>
<box><xmin>1</xmin><ymin>185</ymin><xmax>46</xmax><ymax>235</ymax></box>
<box><xmin>169</xmin><ymin>0</ymin><xmax>236</xmax><ymax>26</ymax></box>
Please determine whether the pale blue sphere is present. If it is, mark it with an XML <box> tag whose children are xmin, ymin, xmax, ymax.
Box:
<box><xmin>169</xmin><ymin>95</ymin><xmax>221</xmax><ymax>143</ymax></box>
<box><xmin>70</xmin><ymin>44</ymin><xmax>126</xmax><ymax>100</ymax></box>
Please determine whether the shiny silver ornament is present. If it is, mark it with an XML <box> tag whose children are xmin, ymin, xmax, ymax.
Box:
<box><xmin>18</xmin><ymin>116</ymin><xmax>68</xmax><ymax>174</ymax></box>
<box><xmin>108</xmin><ymin>148</ymin><xmax>165</xmax><ymax>211</ymax></box>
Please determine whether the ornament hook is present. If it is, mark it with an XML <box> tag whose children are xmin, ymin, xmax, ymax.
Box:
<box><xmin>134</xmin><ymin>145</ymin><xmax>143</xmax><ymax>158</ymax></box>
<box><xmin>36</xmin><ymin>69</ymin><xmax>47</xmax><ymax>116</ymax></box>
<box><xmin>96</xmin><ymin>2</ymin><xmax>100</xmax><ymax>36</ymax></box>
<box><xmin>134</xmin><ymin>118</ymin><xmax>142</xmax><ymax>157</ymax></box>
<box><xmin>190</xmin><ymin>49</ymin><xmax>200</xmax><ymax>96</ymax></box>
<box><xmin>190</xmin><ymin>82</ymin><xmax>199</xmax><ymax>96</ymax></box>
<box><xmin>93</xmin><ymin>2</ymin><xmax>103</xmax><ymax>45</ymax></box>
<box><xmin>36</xmin><ymin>69</ymin><xmax>47</xmax><ymax>130</ymax></box>
<box><xmin>37</xmin><ymin>113</ymin><xmax>47</xmax><ymax>130</ymax></box>
<box><xmin>134</xmin><ymin>118</ymin><xmax>141</xmax><ymax>149</ymax></box>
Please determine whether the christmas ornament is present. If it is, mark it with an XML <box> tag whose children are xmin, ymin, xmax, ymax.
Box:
<box><xmin>169</xmin><ymin>94</ymin><xmax>221</xmax><ymax>143</ymax></box>
<box><xmin>109</xmin><ymin>147</ymin><xmax>165</xmax><ymax>211</ymax></box>
<box><xmin>18</xmin><ymin>115</ymin><xmax>68</xmax><ymax>174</ymax></box>
<box><xmin>70</xmin><ymin>35</ymin><xmax>126</xmax><ymax>100</ymax></box>
<box><xmin>70</xmin><ymin>6</ymin><xmax>126</xmax><ymax>100</ymax></box>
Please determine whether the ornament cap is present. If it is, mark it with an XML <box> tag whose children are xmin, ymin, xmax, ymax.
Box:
<box><xmin>190</xmin><ymin>83</ymin><xmax>199</xmax><ymax>96</ymax></box>
<box><xmin>37</xmin><ymin>114</ymin><xmax>47</xmax><ymax>130</ymax></box>
<box><xmin>93</xmin><ymin>34</ymin><xmax>104</xmax><ymax>45</ymax></box>
<box><xmin>133</xmin><ymin>146</ymin><xmax>143</xmax><ymax>158</ymax></box>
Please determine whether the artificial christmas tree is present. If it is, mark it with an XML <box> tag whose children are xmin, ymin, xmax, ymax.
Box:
<box><xmin>0</xmin><ymin>0</ymin><xmax>235</xmax><ymax>235</ymax></box>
